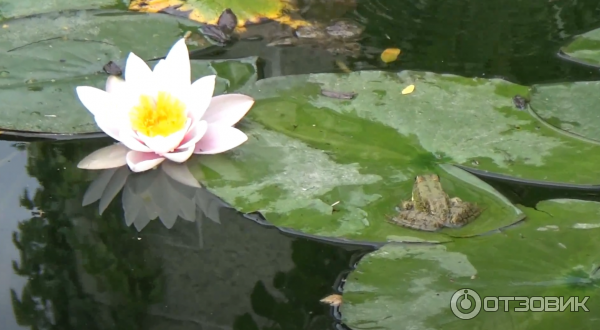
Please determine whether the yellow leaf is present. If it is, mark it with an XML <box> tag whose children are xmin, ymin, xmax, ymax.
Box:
<box><xmin>381</xmin><ymin>47</ymin><xmax>401</xmax><ymax>63</ymax></box>
<box><xmin>402</xmin><ymin>84</ymin><xmax>415</xmax><ymax>94</ymax></box>
<box><xmin>320</xmin><ymin>294</ymin><xmax>343</xmax><ymax>306</ymax></box>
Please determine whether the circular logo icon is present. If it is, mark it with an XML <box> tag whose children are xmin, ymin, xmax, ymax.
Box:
<box><xmin>450</xmin><ymin>288</ymin><xmax>482</xmax><ymax>320</ymax></box>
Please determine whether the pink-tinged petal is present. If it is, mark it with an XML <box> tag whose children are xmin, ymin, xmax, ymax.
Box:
<box><xmin>119</xmin><ymin>129</ymin><xmax>151</xmax><ymax>152</ymax></box>
<box><xmin>202</xmin><ymin>94</ymin><xmax>254</xmax><ymax>126</ymax></box>
<box><xmin>178</xmin><ymin>120</ymin><xmax>208</xmax><ymax>150</ymax></box>
<box><xmin>126</xmin><ymin>151</ymin><xmax>165</xmax><ymax>172</ymax></box>
<box><xmin>136</xmin><ymin>119</ymin><xmax>190</xmax><ymax>155</ymax></box>
<box><xmin>77</xmin><ymin>143</ymin><xmax>129</xmax><ymax>169</ymax></box>
<box><xmin>186</xmin><ymin>75</ymin><xmax>216</xmax><ymax>122</ymax></box>
<box><xmin>75</xmin><ymin>86</ymin><xmax>119</xmax><ymax>117</ymax></box>
<box><xmin>164</xmin><ymin>145</ymin><xmax>194</xmax><ymax>163</ymax></box>
<box><xmin>193</xmin><ymin>124</ymin><xmax>248</xmax><ymax>154</ymax></box>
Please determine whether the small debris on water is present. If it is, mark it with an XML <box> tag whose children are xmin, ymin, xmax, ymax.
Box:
<box><xmin>321</xmin><ymin>89</ymin><xmax>357</xmax><ymax>99</ymax></box>
<box><xmin>402</xmin><ymin>84</ymin><xmax>415</xmax><ymax>94</ymax></box>
<box><xmin>103</xmin><ymin>61</ymin><xmax>122</xmax><ymax>76</ymax></box>
<box><xmin>381</xmin><ymin>47</ymin><xmax>401</xmax><ymax>63</ymax></box>
<box><xmin>331</xmin><ymin>201</ymin><xmax>340</xmax><ymax>207</ymax></box>
<box><xmin>320</xmin><ymin>294</ymin><xmax>342</xmax><ymax>306</ymax></box>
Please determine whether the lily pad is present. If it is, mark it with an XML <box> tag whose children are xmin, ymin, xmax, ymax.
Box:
<box><xmin>240</xmin><ymin>70</ymin><xmax>600</xmax><ymax>185</ymax></box>
<box><xmin>529</xmin><ymin>81</ymin><xmax>600</xmax><ymax>143</ymax></box>
<box><xmin>341</xmin><ymin>199</ymin><xmax>600</xmax><ymax>330</ymax></box>
<box><xmin>0</xmin><ymin>0</ymin><xmax>117</xmax><ymax>20</ymax></box>
<box><xmin>189</xmin><ymin>119</ymin><xmax>523</xmax><ymax>243</ymax></box>
<box><xmin>560</xmin><ymin>27</ymin><xmax>600</xmax><ymax>67</ymax></box>
<box><xmin>0</xmin><ymin>9</ymin><xmax>258</xmax><ymax>137</ymax></box>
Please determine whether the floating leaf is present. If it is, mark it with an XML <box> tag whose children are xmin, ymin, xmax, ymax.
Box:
<box><xmin>529</xmin><ymin>81</ymin><xmax>600</xmax><ymax>143</ymax></box>
<box><xmin>401</xmin><ymin>84</ymin><xmax>415</xmax><ymax>94</ymax></box>
<box><xmin>0</xmin><ymin>10</ymin><xmax>258</xmax><ymax>137</ymax></box>
<box><xmin>237</xmin><ymin>70</ymin><xmax>600</xmax><ymax>185</ymax></box>
<box><xmin>341</xmin><ymin>199</ymin><xmax>600</xmax><ymax>330</ymax></box>
<box><xmin>560</xmin><ymin>27</ymin><xmax>600</xmax><ymax>67</ymax></box>
<box><xmin>0</xmin><ymin>0</ymin><xmax>114</xmax><ymax>19</ymax></box>
<box><xmin>381</xmin><ymin>47</ymin><xmax>401</xmax><ymax>63</ymax></box>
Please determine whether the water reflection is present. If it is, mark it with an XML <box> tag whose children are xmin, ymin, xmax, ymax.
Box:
<box><xmin>5</xmin><ymin>139</ymin><xmax>372</xmax><ymax>330</ymax></box>
<box><xmin>82</xmin><ymin>161</ymin><xmax>222</xmax><ymax>235</ymax></box>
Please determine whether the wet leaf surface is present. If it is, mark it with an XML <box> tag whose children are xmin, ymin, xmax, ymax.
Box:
<box><xmin>341</xmin><ymin>199</ymin><xmax>600</xmax><ymax>330</ymax></box>
<box><xmin>0</xmin><ymin>10</ymin><xmax>258</xmax><ymax>136</ymax></box>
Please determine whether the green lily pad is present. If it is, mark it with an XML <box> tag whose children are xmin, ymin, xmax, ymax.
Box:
<box><xmin>0</xmin><ymin>0</ymin><xmax>118</xmax><ymax>20</ymax></box>
<box><xmin>0</xmin><ymin>9</ymin><xmax>258</xmax><ymax>137</ymax></box>
<box><xmin>529</xmin><ymin>81</ymin><xmax>600</xmax><ymax>143</ymax></box>
<box><xmin>560</xmin><ymin>27</ymin><xmax>600</xmax><ymax>67</ymax></box>
<box><xmin>189</xmin><ymin>122</ymin><xmax>523</xmax><ymax>243</ymax></box>
<box><xmin>241</xmin><ymin>70</ymin><xmax>600</xmax><ymax>185</ymax></box>
<box><xmin>341</xmin><ymin>199</ymin><xmax>600</xmax><ymax>330</ymax></box>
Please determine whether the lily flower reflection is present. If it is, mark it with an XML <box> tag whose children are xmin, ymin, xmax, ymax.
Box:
<box><xmin>75</xmin><ymin>38</ymin><xmax>254</xmax><ymax>173</ymax></box>
<box><xmin>82</xmin><ymin>160</ymin><xmax>225</xmax><ymax>232</ymax></box>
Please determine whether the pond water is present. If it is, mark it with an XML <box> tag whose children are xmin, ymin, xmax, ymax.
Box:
<box><xmin>2</xmin><ymin>0</ymin><xmax>600</xmax><ymax>329</ymax></box>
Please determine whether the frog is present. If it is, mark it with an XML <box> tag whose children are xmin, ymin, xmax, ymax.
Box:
<box><xmin>386</xmin><ymin>174</ymin><xmax>481</xmax><ymax>232</ymax></box>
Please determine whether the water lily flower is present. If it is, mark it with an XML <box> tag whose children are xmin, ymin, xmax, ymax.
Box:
<box><xmin>75</xmin><ymin>38</ymin><xmax>254</xmax><ymax>172</ymax></box>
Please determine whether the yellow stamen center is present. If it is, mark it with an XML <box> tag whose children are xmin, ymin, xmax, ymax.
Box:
<box><xmin>129</xmin><ymin>91</ymin><xmax>187</xmax><ymax>137</ymax></box>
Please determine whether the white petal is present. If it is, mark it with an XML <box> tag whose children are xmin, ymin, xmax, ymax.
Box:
<box><xmin>105</xmin><ymin>76</ymin><xmax>127</xmax><ymax>94</ymax></box>
<box><xmin>119</xmin><ymin>129</ymin><xmax>152</xmax><ymax>152</ymax></box>
<box><xmin>178</xmin><ymin>120</ymin><xmax>208</xmax><ymax>150</ymax></box>
<box><xmin>124</xmin><ymin>52</ymin><xmax>155</xmax><ymax>96</ymax></box>
<box><xmin>95</xmin><ymin>116</ymin><xmax>124</xmax><ymax>142</ymax></box>
<box><xmin>186</xmin><ymin>75</ymin><xmax>216</xmax><ymax>122</ymax></box>
<box><xmin>202</xmin><ymin>94</ymin><xmax>254</xmax><ymax>126</ymax></box>
<box><xmin>126</xmin><ymin>151</ymin><xmax>165</xmax><ymax>172</ymax></box>
<box><xmin>163</xmin><ymin>38</ymin><xmax>191</xmax><ymax>87</ymax></box>
<box><xmin>163</xmin><ymin>145</ymin><xmax>195</xmax><ymax>163</ymax></box>
<box><xmin>136</xmin><ymin>118</ymin><xmax>190</xmax><ymax>155</ymax></box>
<box><xmin>193</xmin><ymin>124</ymin><xmax>248</xmax><ymax>154</ymax></box>
<box><xmin>77</xmin><ymin>143</ymin><xmax>129</xmax><ymax>169</ymax></box>
<box><xmin>75</xmin><ymin>86</ymin><xmax>120</xmax><ymax>117</ymax></box>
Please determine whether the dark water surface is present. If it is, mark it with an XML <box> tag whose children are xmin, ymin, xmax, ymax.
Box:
<box><xmin>3</xmin><ymin>0</ymin><xmax>600</xmax><ymax>329</ymax></box>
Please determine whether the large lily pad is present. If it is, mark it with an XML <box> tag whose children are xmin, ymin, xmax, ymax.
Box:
<box><xmin>560</xmin><ymin>27</ymin><xmax>600</xmax><ymax>67</ymax></box>
<box><xmin>0</xmin><ymin>0</ymin><xmax>117</xmax><ymax>20</ymax></box>
<box><xmin>240</xmin><ymin>70</ymin><xmax>600</xmax><ymax>185</ymax></box>
<box><xmin>529</xmin><ymin>81</ymin><xmax>600</xmax><ymax>143</ymax></box>
<box><xmin>189</xmin><ymin>121</ymin><xmax>523</xmax><ymax>243</ymax></box>
<box><xmin>341</xmin><ymin>199</ymin><xmax>600</xmax><ymax>330</ymax></box>
<box><xmin>0</xmin><ymin>9</ymin><xmax>257</xmax><ymax>137</ymax></box>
